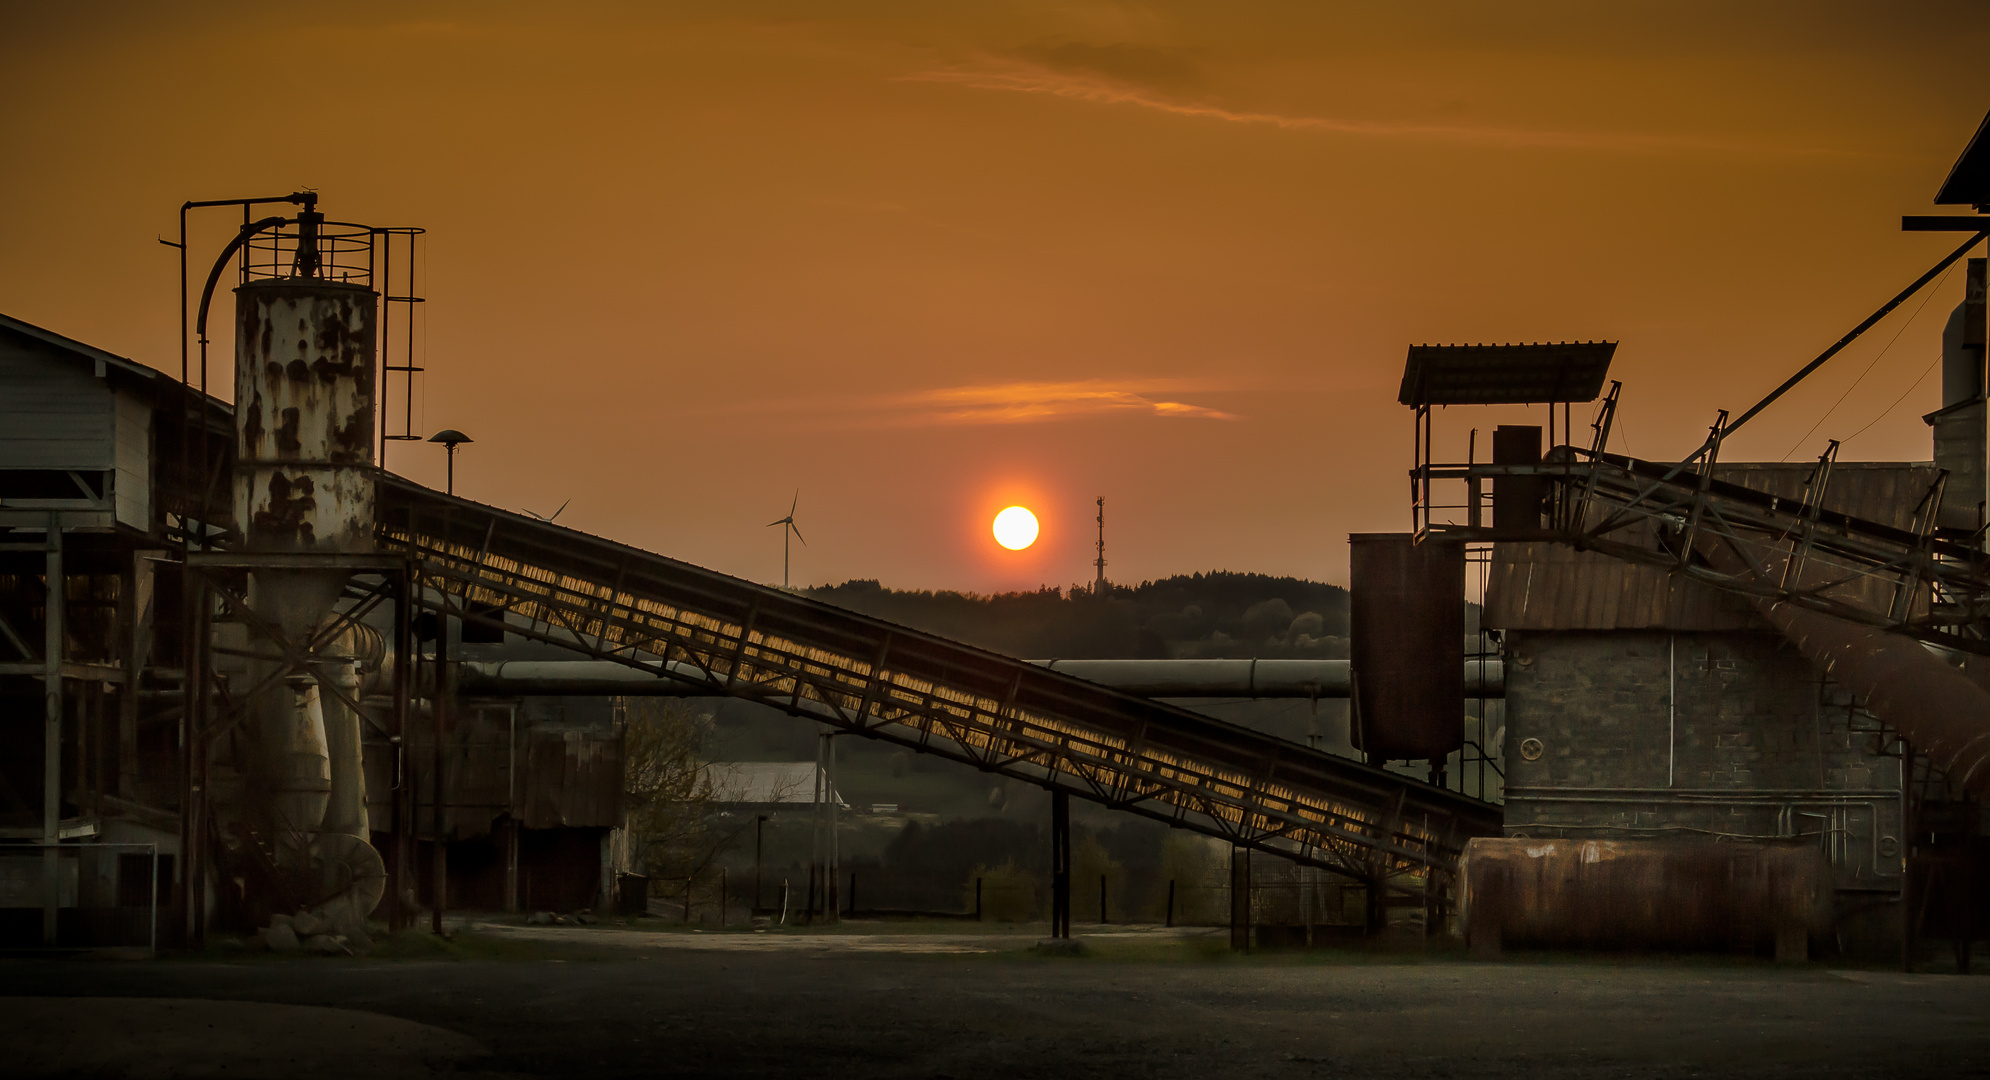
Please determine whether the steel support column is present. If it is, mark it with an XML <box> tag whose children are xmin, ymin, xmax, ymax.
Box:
<box><xmin>42</xmin><ymin>518</ymin><xmax>63</xmax><ymax>947</ymax></box>
<box><xmin>1230</xmin><ymin>846</ymin><xmax>1250</xmax><ymax>952</ymax></box>
<box><xmin>389</xmin><ymin>568</ymin><xmax>414</xmax><ymax>933</ymax></box>
<box><xmin>431</xmin><ymin>587</ymin><xmax>449</xmax><ymax>936</ymax></box>
<box><xmin>180</xmin><ymin>569</ymin><xmax>212</xmax><ymax>949</ymax></box>
<box><xmin>826</xmin><ymin>734</ymin><xmax>839</xmax><ymax>925</ymax></box>
<box><xmin>1051</xmin><ymin>790</ymin><xmax>1071</xmax><ymax>938</ymax></box>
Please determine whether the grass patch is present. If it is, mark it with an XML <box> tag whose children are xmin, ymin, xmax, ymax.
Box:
<box><xmin>365</xmin><ymin>929</ymin><xmax>629</xmax><ymax>962</ymax></box>
<box><xmin>195</xmin><ymin>928</ymin><xmax>631</xmax><ymax>963</ymax></box>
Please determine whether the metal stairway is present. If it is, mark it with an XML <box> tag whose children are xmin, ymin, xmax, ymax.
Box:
<box><xmin>371</xmin><ymin>472</ymin><xmax>1500</xmax><ymax>883</ymax></box>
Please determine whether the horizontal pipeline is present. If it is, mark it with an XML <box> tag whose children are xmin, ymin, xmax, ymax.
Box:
<box><xmin>455</xmin><ymin>657</ymin><xmax>1503</xmax><ymax>699</ymax></box>
<box><xmin>1034</xmin><ymin>658</ymin><xmax>1501</xmax><ymax>698</ymax></box>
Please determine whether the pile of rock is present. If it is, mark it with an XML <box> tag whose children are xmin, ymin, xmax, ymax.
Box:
<box><xmin>525</xmin><ymin>911</ymin><xmax>599</xmax><ymax>926</ymax></box>
<box><xmin>258</xmin><ymin>907</ymin><xmax>374</xmax><ymax>955</ymax></box>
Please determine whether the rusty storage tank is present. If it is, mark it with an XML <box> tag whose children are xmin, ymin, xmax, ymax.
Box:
<box><xmin>234</xmin><ymin>276</ymin><xmax>377</xmax><ymax>559</ymax></box>
<box><xmin>1349</xmin><ymin>533</ymin><xmax>1464</xmax><ymax>762</ymax></box>
<box><xmin>1459</xmin><ymin>838</ymin><xmax>1833</xmax><ymax>959</ymax></box>
<box><xmin>228</xmin><ymin>218</ymin><xmax>382</xmax><ymax>895</ymax></box>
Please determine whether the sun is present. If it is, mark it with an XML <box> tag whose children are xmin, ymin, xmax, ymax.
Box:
<box><xmin>992</xmin><ymin>506</ymin><xmax>1039</xmax><ymax>550</ymax></box>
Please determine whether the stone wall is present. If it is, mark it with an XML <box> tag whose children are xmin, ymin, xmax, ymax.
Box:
<box><xmin>1501</xmin><ymin>630</ymin><xmax>1904</xmax><ymax>890</ymax></box>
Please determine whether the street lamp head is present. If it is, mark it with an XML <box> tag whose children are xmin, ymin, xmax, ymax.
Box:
<box><xmin>428</xmin><ymin>430</ymin><xmax>473</xmax><ymax>495</ymax></box>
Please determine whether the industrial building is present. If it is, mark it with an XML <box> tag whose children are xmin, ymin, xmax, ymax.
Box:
<box><xmin>0</xmin><ymin>192</ymin><xmax>1499</xmax><ymax>954</ymax></box>
<box><xmin>1421</xmin><ymin>218</ymin><xmax>1990</xmax><ymax>962</ymax></box>
<box><xmin>6</xmin><ymin>113</ymin><xmax>1990</xmax><ymax>970</ymax></box>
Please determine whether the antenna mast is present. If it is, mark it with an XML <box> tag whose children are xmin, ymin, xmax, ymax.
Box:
<box><xmin>1094</xmin><ymin>496</ymin><xmax>1107</xmax><ymax>597</ymax></box>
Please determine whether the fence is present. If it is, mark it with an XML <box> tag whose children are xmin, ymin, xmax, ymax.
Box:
<box><xmin>700</xmin><ymin>865</ymin><xmax>1401</xmax><ymax>931</ymax></box>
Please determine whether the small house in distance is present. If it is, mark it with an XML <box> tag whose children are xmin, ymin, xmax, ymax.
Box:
<box><xmin>707</xmin><ymin>762</ymin><xmax>846</xmax><ymax>812</ymax></box>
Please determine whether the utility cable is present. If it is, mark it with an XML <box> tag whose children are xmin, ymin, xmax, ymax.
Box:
<box><xmin>1841</xmin><ymin>353</ymin><xmax>1943</xmax><ymax>448</ymax></box>
<box><xmin>1783</xmin><ymin>261</ymin><xmax>1956</xmax><ymax>460</ymax></box>
<box><xmin>1728</xmin><ymin>230</ymin><xmax>1985</xmax><ymax>438</ymax></box>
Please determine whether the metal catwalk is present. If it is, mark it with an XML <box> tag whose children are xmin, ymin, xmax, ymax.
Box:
<box><xmin>371</xmin><ymin>472</ymin><xmax>1500</xmax><ymax>884</ymax></box>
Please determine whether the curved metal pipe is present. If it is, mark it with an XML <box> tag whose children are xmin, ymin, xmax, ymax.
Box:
<box><xmin>193</xmin><ymin>215</ymin><xmax>289</xmax><ymax>342</ymax></box>
<box><xmin>1701</xmin><ymin>535</ymin><xmax>1990</xmax><ymax>797</ymax></box>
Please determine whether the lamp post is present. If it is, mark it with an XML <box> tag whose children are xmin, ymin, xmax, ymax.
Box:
<box><xmin>427</xmin><ymin>429</ymin><xmax>472</xmax><ymax>495</ymax></box>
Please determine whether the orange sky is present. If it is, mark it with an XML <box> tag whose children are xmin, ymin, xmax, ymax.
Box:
<box><xmin>5</xmin><ymin>2</ymin><xmax>1989</xmax><ymax>590</ymax></box>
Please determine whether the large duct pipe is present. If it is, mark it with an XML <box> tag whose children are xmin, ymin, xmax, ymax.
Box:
<box><xmin>1700</xmin><ymin>538</ymin><xmax>1990</xmax><ymax>796</ymax></box>
<box><xmin>317</xmin><ymin>659</ymin><xmax>369</xmax><ymax>844</ymax></box>
<box><xmin>1036</xmin><ymin>657</ymin><xmax>1500</xmax><ymax>698</ymax></box>
<box><xmin>269</xmin><ymin>675</ymin><xmax>332</xmax><ymax>866</ymax></box>
<box><xmin>449</xmin><ymin>656</ymin><xmax>1504</xmax><ymax>699</ymax></box>
<box><xmin>1748</xmin><ymin>603</ymin><xmax>1990</xmax><ymax>796</ymax></box>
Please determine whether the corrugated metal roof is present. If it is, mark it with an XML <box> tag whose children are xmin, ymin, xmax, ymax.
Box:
<box><xmin>1399</xmin><ymin>342</ymin><xmax>1617</xmax><ymax>406</ymax></box>
<box><xmin>707</xmin><ymin>762</ymin><xmax>847</xmax><ymax>806</ymax></box>
<box><xmin>1484</xmin><ymin>543</ymin><xmax>1759</xmax><ymax>632</ymax></box>
<box><xmin>1484</xmin><ymin>462</ymin><xmax>1939</xmax><ymax>632</ymax></box>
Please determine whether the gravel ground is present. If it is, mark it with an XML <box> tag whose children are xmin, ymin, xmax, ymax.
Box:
<box><xmin>5</xmin><ymin>922</ymin><xmax>1987</xmax><ymax>1079</ymax></box>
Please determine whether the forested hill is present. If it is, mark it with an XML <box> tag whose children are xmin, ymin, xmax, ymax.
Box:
<box><xmin>804</xmin><ymin>573</ymin><xmax>1350</xmax><ymax>661</ymax></box>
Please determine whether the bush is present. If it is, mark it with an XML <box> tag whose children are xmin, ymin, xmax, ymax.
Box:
<box><xmin>968</xmin><ymin>860</ymin><xmax>1042</xmax><ymax>922</ymax></box>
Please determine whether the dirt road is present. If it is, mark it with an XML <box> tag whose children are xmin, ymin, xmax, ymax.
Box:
<box><xmin>6</xmin><ymin>925</ymin><xmax>1986</xmax><ymax>1078</ymax></box>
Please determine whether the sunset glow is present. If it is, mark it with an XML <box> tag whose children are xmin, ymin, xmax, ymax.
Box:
<box><xmin>992</xmin><ymin>506</ymin><xmax>1039</xmax><ymax>550</ymax></box>
<box><xmin>2</xmin><ymin>5</ymin><xmax>1982</xmax><ymax>591</ymax></box>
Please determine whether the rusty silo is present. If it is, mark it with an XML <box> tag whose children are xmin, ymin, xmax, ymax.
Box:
<box><xmin>224</xmin><ymin>205</ymin><xmax>386</xmax><ymax>914</ymax></box>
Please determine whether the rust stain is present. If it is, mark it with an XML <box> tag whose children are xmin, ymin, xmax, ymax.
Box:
<box><xmin>252</xmin><ymin>472</ymin><xmax>318</xmax><ymax>546</ymax></box>
<box><xmin>275</xmin><ymin>407</ymin><xmax>302</xmax><ymax>455</ymax></box>
<box><xmin>240</xmin><ymin>401</ymin><xmax>263</xmax><ymax>453</ymax></box>
<box><xmin>329</xmin><ymin>405</ymin><xmax>371</xmax><ymax>463</ymax></box>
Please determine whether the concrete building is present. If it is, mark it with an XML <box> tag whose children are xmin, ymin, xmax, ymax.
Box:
<box><xmin>1485</xmin><ymin>463</ymin><xmax>1937</xmax><ymax>953</ymax></box>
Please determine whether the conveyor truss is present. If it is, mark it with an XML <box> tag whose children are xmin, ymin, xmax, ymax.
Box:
<box><xmin>370</xmin><ymin>473</ymin><xmax>1502</xmax><ymax>887</ymax></box>
<box><xmin>1441</xmin><ymin>385</ymin><xmax>1990</xmax><ymax>657</ymax></box>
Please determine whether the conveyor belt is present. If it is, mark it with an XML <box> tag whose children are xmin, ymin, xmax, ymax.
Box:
<box><xmin>374</xmin><ymin>473</ymin><xmax>1500</xmax><ymax>880</ymax></box>
<box><xmin>1534</xmin><ymin>449</ymin><xmax>1990</xmax><ymax>650</ymax></box>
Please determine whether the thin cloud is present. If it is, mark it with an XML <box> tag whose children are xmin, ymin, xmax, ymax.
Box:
<box><xmin>903</xmin><ymin>58</ymin><xmax>1835</xmax><ymax>156</ymax></box>
<box><xmin>750</xmin><ymin>378</ymin><xmax>1241</xmax><ymax>427</ymax></box>
<box><xmin>900</xmin><ymin>380</ymin><xmax>1240</xmax><ymax>424</ymax></box>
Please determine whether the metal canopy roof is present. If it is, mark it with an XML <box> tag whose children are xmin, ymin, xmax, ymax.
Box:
<box><xmin>1936</xmin><ymin>108</ymin><xmax>1990</xmax><ymax>207</ymax></box>
<box><xmin>1398</xmin><ymin>341</ymin><xmax>1617</xmax><ymax>406</ymax></box>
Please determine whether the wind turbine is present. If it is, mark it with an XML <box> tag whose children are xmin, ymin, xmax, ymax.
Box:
<box><xmin>767</xmin><ymin>491</ymin><xmax>806</xmax><ymax>589</ymax></box>
<box><xmin>524</xmin><ymin>498</ymin><xmax>571</xmax><ymax>524</ymax></box>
